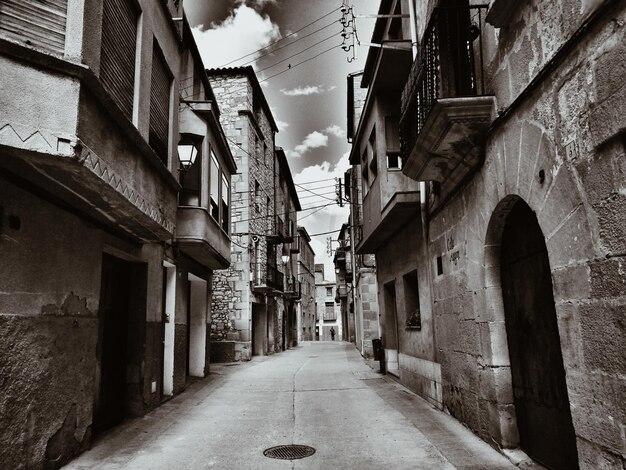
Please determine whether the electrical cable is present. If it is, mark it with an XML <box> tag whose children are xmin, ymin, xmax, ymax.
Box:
<box><xmin>254</xmin><ymin>32</ymin><xmax>340</xmax><ymax>75</ymax></box>
<box><xmin>238</xmin><ymin>22</ymin><xmax>340</xmax><ymax>68</ymax></box>
<box><xmin>219</xmin><ymin>6</ymin><xmax>341</xmax><ymax>66</ymax></box>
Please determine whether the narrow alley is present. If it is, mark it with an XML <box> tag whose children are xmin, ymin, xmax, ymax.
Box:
<box><xmin>65</xmin><ymin>342</ymin><xmax>514</xmax><ymax>470</ymax></box>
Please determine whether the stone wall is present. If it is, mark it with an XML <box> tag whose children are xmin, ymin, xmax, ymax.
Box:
<box><xmin>426</xmin><ymin>1</ymin><xmax>626</xmax><ymax>466</ymax></box>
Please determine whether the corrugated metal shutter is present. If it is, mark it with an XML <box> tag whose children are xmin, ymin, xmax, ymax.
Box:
<box><xmin>0</xmin><ymin>0</ymin><xmax>68</xmax><ymax>55</ymax></box>
<box><xmin>100</xmin><ymin>0</ymin><xmax>138</xmax><ymax>120</ymax></box>
<box><xmin>149</xmin><ymin>44</ymin><xmax>171</xmax><ymax>165</ymax></box>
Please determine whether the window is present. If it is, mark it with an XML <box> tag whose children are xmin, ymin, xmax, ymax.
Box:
<box><xmin>149</xmin><ymin>41</ymin><xmax>172</xmax><ymax>164</ymax></box>
<box><xmin>326</xmin><ymin>287</ymin><xmax>333</xmax><ymax>297</ymax></box>
<box><xmin>221</xmin><ymin>174</ymin><xmax>229</xmax><ymax>233</ymax></box>
<box><xmin>324</xmin><ymin>302</ymin><xmax>336</xmax><ymax>321</ymax></box>
<box><xmin>179</xmin><ymin>140</ymin><xmax>201</xmax><ymax>206</ymax></box>
<box><xmin>368</xmin><ymin>128</ymin><xmax>378</xmax><ymax>179</ymax></box>
<box><xmin>403</xmin><ymin>270</ymin><xmax>421</xmax><ymax>329</ymax></box>
<box><xmin>0</xmin><ymin>1</ymin><xmax>69</xmax><ymax>55</ymax></box>
<box><xmin>210</xmin><ymin>151</ymin><xmax>220</xmax><ymax>220</ymax></box>
<box><xmin>254</xmin><ymin>180</ymin><xmax>260</xmax><ymax>212</ymax></box>
<box><xmin>387</xmin><ymin>154</ymin><xmax>402</xmax><ymax>170</ymax></box>
<box><xmin>100</xmin><ymin>0</ymin><xmax>139</xmax><ymax>119</ymax></box>
<box><xmin>385</xmin><ymin>116</ymin><xmax>401</xmax><ymax>170</ymax></box>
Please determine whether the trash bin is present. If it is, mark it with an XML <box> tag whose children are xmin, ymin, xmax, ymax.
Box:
<box><xmin>372</xmin><ymin>338</ymin><xmax>385</xmax><ymax>374</ymax></box>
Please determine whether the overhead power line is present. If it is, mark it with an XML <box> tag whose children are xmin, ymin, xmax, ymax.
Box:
<box><xmin>219</xmin><ymin>6</ymin><xmax>341</xmax><ymax>66</ymax></box>
<box><xmin>239</xmin><ymin>21</ymin><xmax>340</xmax><ymax>68</ymax></box>
<box><xmin>255</xmin><ymin>32</ymin><xmax>340</xmax><ymax>75</ymax></box>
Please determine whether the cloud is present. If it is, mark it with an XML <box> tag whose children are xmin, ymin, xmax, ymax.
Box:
<box><xmin>192</xmin><ymin>4</ymin><xmax>281</xmax><ymax>69</ymax></box>
<box><xmin>324</xmin><ymin>124</ymin><xmax>345</xmax><ymax>137</ymax></box>
<box><xmin>288</xmin><ymin>125</ymin><xmax>344</xmax><ymax>158</ymax></box>
<box><xmin>276</xmin><ymin>120</ymin><xmax>289</xmax><ymax>132</ymax></box>
<box><xmin>293</xmin><ymin>131</ymin><xmax>329</xmax><ymax>156</ymax></box>
<box><xmin>280</xmin><ymin>85</ymin><xmax>324</xmax><ymax>96</ymax></box>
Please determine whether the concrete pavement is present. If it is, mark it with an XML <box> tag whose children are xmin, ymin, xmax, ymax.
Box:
<box><xmin>64</xmin><ymin>342</ymin><xmax>515</xmax><ymax>469</ymax></box>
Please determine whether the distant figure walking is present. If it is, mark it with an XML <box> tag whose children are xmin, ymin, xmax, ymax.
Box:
<box><xmin>330</xmin><ymin>327</ymin><xmax>335</xmax><ymax>341</ymax></box>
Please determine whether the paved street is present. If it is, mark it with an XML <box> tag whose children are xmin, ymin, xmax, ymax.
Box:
<box><xmin>65</xmin><ymin>342</ymin><xmax>515</xmax><ymax>470</ymax></box>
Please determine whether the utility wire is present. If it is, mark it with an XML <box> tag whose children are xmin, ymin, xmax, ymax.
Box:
<box><xmin>238</xmin><ymin>21</ymin><xmax>340</xmax><ymax>68</ymax></box>
<box><xmin>219</xmin><ymin>6</ymin><xmax>341</xmax><ymax>66</ymax></box>
<box><xmin>258</xmin><ymin>44</ymin><xmax>340</xmax><ymax>83</ymax></box>
<box><xmin>254</xmin><ymin>31</ymin><xmax>340</xmax><ymax>75</ymax></box>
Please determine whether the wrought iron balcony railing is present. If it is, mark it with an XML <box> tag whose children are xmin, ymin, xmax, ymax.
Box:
<box><xmin>400</xmin><ymin>4</ymin><xmax>488</xmax><ymax>161</ymax></box>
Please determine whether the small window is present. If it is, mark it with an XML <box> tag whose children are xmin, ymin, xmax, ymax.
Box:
<box><xmin>403</xmin><ymin>270</ymin><xmax>421</xmax><ymax>330</ymax></box>
<box><xmin>210</xmin><ymin>151</ymin><xmax>220</xmax><ymax>220</ymax></box>
<box><xmin>221</xmin><ymin>173</ymin><xmax>229</xmax><ymax>233</ymax></box>
<box><xmin>436</xmin><ymin>256</ymin><xmax>443</xmax><ymax>276</ymax></box>
<box><xmin>326</xmin><ymin>286</ymin><xmax>333</xmax><ymax>297</ymax></box>
<box><xmin>387</xmin><ymin>153</ymin><xmax>402</xmax><ymax>170</ymax></box>
<box><xmin>324</xmin><ymin>302</ymin><xmax>336</xmax><ymax>321</ymax></box>
<box><xmin>254</xmin><ymin>180</ymin><xmax>260</xmax><ymax>212</ymax></box>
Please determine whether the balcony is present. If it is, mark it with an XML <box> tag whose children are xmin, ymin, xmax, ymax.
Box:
<box><xmin>0</xmin><ymin>31</ymin><xmax>178</xmax><ymax>242</ymax></box>
<box><xmin>337</xmin><ymin>284</ymin><xmax>348</xmax><ymax>298</ymax></box>
<box><xmin>290</xmin><ymin>235</ymin><xmax>300</xmax><ymax>254</ymax></box>
<box><xmin>176</xmin><ymin>207</ymin><xmax>230</xmax><ymax>269</ymax></box>
<box><xmin>267</xmin><ymin>215</ymin><xmax>287</xmax><ymax>243</ymax></box>
<box><xmin>284</xmin><ymin>276</ymin><xmax>301</xmax><ymax>300</ymax></box>
<box><xmin>400</xmin><ymin>5</ymin><xmax>495</xmax><ymax>199</ymax></box>
<box><xmin>251</xmin><ymin>263</ymin><xmax>284</xmax><ymax>295</ymax></box>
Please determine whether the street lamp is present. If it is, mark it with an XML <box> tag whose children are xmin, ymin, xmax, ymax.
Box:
<box><xmin>177</xmin><ymin>136</ymin><xmax>199</xmax><ymax>171</ymax></box>
<box><xmin>281</xmin><ymin>244</ymin><xmax>290</xmax><ymax>265</ymax></box>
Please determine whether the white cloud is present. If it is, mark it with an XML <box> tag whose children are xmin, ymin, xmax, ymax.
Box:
<box><xmin>192</xmin><ymin>4</ymin><xmax>281</xmax><ymax>69</ymax></box>
<box><xmin>280</xmin><ymin>85</ymin><xmax>324</xmax><ymax>96</ymax></box>
<box><xmin>276</xmin><ymin>120</ymin><xmax>289</xmax><ymax>132</ymax></box>
<box><xmin>324</xmin><ymin>124</ymin><xmax>345</xmax><ymax>137</ymax></box>
<box><xmin>293</xmin><ymin>131</ymin><xmax>329</xmax><ymax>156</ymax></box>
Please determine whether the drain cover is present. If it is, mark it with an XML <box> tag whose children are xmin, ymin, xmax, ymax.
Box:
<box><xmin>263</xmin><ymin>444</ymin><xmax>316</xmax><ymax>460</ymax></box>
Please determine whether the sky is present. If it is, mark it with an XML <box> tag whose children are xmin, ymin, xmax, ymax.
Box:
<box><xmin>185</xmin><ymin>0</ymin><xmax>378</xmax><ymax>279</ymax></box>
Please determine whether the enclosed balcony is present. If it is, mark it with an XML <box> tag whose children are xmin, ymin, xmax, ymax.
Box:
<box><xmin>175</xmin><ymin>102</ymin><xmax>235</xmax><ymax>270</ymax></box>
<box><xmin>284</xmin><ymin>276</ymin><xmax>301</xmax><ymax>300</ymax></box>
<box><xmin>251</xmin><ymin>263</ymin><xmax>284</xmax><ymax>295</ymax></box>
<box><xmin>0</xmin><ymin>1</ymin><xmax>180</xmax><ymax>242</ymax></box>
<box><xmin>400</xmin><ymin>5</ymin><xmax>495</xmax><ymax>198</ymax></box>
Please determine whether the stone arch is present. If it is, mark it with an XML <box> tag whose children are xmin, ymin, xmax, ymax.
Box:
<box><xmin>481</xmin><ymin>194</ymin><xmax>580</xmax><ymax>468</ymax></box>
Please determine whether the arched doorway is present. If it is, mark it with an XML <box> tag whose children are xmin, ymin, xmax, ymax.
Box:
<box><xmin>500</xmin><ymin>200</ymin><xmax>579</xmax><ymax>470</ymax></box>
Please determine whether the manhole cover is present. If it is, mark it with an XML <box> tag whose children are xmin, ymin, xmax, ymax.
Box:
<box><xmin>263</xmin><ymin>444</ymin><xmax>316</xmax><ymax>460</ymax></box>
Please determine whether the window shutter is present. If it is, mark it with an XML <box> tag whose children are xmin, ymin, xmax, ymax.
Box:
<box><xmin>149</xmin><ymin>43</ymin><xmax>171</xmax><ymax>164</ymax></box>
<box><xmin>0</xmin><ymin>0</ymin><xmax>68</xmax><ymax>54</ymax></box>
<box><xmin>100</xmin><ymin>0</ymin><xmax>138</xmax><ymax>120</ymax></box>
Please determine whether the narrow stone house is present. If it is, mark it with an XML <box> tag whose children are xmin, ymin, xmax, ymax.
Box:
<box><xmin>0</xmin><ymin>0</ymin><xmax>233</xmax><ymax>467</ymax></box>
<box><xmin>296</xmin><ymin>226</ymin><xmax>316</xmax><ymax>341</ymax></box>
<box><xmin>207</xmin><ymin>67</ymin><xmax>299</xmax><ymax>360</ymax></box>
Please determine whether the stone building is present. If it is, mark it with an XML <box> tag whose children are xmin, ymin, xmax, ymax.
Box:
<box><xmin>333</xmin><ymin>223</ymin><xmax>356</xmax><ymax>343</ymax></box>
<box><xmin>296</xmin><ymin>226</ymin><xmax>316</xmax><ymax>341</ymax></box>
<box><xmin>315</xmin><ymin>264</ymin><xmax>342</xmax><ymax>341</ymax></box>
<box><xmin>275</xmin><ymin>147</ymin><xmax>302</xmax><ymax>350</ymax></box>
<box><xmin>0</xmin><ymin>1</ymin><xmax>233</xmax><ymax>468</ymax></box>
<box><xmin>207</xmin><ymin>67</ymin><xmax>300</xmax><ymax>360</ymax></box>
<box><xmin>348</xmin><ymin>0</ymin><xmax>625</xmax><ymax>468</ymax></box>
